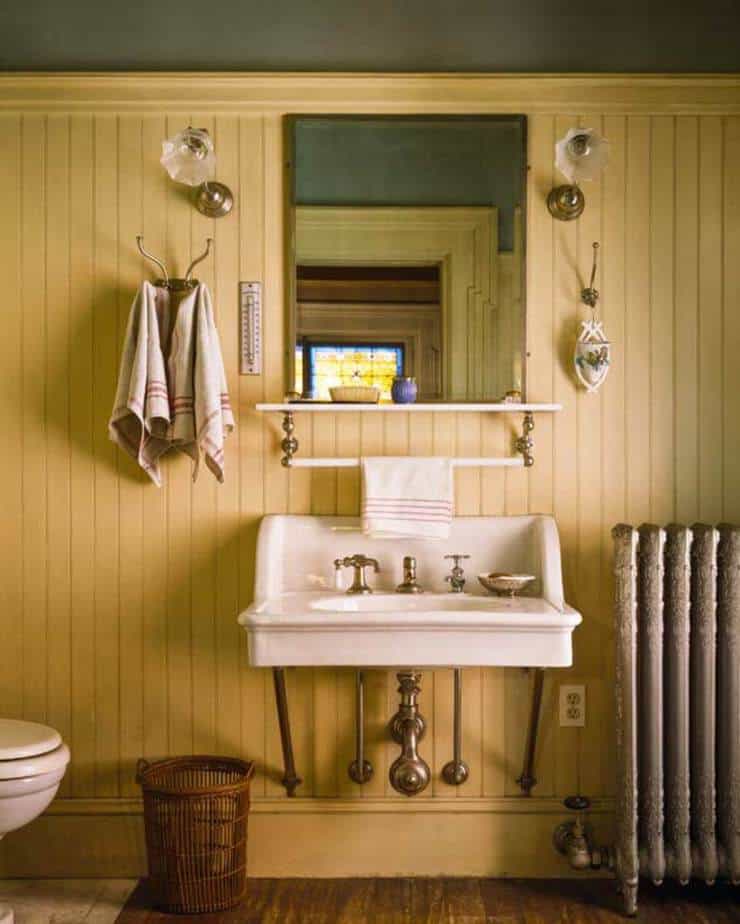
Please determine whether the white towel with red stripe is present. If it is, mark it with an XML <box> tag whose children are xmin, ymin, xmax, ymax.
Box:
<box><xmin>109</xmin><ymin>281</ymin><xmax>233</xmax><ymax>485</ymax></box>
<box><xmin>361</xmin><ymin>457</ymin><xmax>454</xmax><ymax>540</ymax></box>
<box><xmin>167</xmin><ymin>282</ymin><xmax>234</xmax><ymax>483</ymax></box>
<box><xmin>108</xmin><ymin>281</ymin><xmax>172</xmax><ymax>486</ymax></box>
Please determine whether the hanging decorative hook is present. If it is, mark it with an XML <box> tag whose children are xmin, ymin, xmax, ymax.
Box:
<box><xmin>581</xmin><ymin>242</ymin><xmax>599</xmax><ymax>309</ymax></box>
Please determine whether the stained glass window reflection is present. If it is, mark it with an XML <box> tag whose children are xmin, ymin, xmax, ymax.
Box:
<box><xmin>295</xmin><ymin>343</ymin><xmax>404</xmax><ymax>401</ymax></box>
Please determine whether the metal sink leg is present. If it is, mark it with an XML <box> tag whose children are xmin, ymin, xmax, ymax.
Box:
<box><xmin>272</xmin><ymin>667</ymin><xmax>302</xmax><ymax>797</ymax></box>
<box><xmin>517</xmin><ymin>667</ymin><xmax>545</xmax><ymax>795</ymax></box>
<box><xmin>442</xmin><ymin>668</ymin><xmax>470</xmax><ymax>785</ymax></box>
<box><xmin>348</xmin><ymin>670</ymin><xmax>373</xmax><ymax>784</ymax></box>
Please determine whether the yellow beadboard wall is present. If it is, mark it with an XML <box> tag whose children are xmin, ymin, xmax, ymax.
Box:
<box><xmin>0</xmin><ymin>74</ymin><xmax>739</xmax><ymax>877</ymax></box>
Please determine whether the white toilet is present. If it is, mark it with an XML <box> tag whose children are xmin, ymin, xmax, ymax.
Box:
<box><xmin>0</xmin><ymin>718</ymin><xmax>70</xmax><ymax>924</ymax></box>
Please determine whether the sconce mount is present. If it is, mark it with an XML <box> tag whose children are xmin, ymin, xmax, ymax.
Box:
<box><xmin>547</xmin><ymin>184</ymin><xmax>585</xmax><ymax>222</ymax></box>
<box><xmin>195</xmin><ymin>181</ymin><xmax>233</xmax><ymax>219</ymax></box>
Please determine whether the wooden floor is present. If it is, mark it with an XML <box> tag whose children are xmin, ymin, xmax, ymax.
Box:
<box><xmin>118</xmin><ymin>878</ymin><xmax>739</xmax><ymax>923</ymax></box>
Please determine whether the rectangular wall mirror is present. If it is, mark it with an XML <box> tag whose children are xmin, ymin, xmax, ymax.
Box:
<box><xmin>286</xmin><ymin>115</ymin><xmax>527</xmax><ymax>403</ymax></box>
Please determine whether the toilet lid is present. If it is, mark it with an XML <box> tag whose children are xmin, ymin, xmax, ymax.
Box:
<box><xmin>0</xmin><ymin>719</ymin><xmax>62</xmax><ymax>760</ymax></box>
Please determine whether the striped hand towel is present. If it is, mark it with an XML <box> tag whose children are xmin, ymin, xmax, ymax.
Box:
<box><xmin>108</xmin><ymin>281</ymin><xmax>172</xmax><ymax>486</ymax></box>
<box><xmin>109</xmin><ymin>281</ymin><xmax>234</xmax><ymax>485</ymax></box>
<box><xmin>361</xmin><ymin>457</ymin><xmax>454</xmax><ymax>540</ymax></box>
<box><xmin>167</xmin><ymin>282</ymin><xmax>234</xmax><ymax>483</ymax></box>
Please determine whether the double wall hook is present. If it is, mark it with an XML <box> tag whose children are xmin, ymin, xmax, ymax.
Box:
<box><xmin>136</xmin><ymin>235</ymin><xmax>213</xmax><ymax>291</ymax></box>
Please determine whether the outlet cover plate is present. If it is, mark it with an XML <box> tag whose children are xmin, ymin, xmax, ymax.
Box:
<box><xmin>559</xmin><ymin>684</ymin><xmax>586</xmax><ymax>727</ymax></box>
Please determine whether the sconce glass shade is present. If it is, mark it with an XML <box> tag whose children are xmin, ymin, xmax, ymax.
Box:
<box><xmin>160</xmin><ymin>127</ymin><xmax>216</xmax><ymax>187</ymax></box>
<box><xmin>555</xmin><ymin>127</ymin><xmax>609</xmax><ymax>184</ymax></box>
<box><xmin>548</xmin><ymin>128</ymin><xmax>609</xmax><ymax>221</ymax></box>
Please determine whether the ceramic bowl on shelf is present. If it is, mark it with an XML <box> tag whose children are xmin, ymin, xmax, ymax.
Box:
<box><xmin>478</xmin><ymin>572</ymin><xmax>536</xmax><ymax>597</ymax></box>
<box><xmin>329</xmin><ymin>386</ymin><xmax>380</xmax><ymax>404</ymax></box>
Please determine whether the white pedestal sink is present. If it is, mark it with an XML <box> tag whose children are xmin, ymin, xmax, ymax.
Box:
<box><xmin>239</xmin><ymin>514</ymin><xmax>581</xmax><ymax>797</ymax></box>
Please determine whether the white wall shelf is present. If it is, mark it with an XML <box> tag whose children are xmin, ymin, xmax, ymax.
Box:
<box><xmin>256</xmin><ymin>402</ymin><xmax>561</xmax><ymax>414</ymax></box>
<box><xmin>256</xmin><ymin>402</ymin><xmax>561</xmax><ymax>469</ymax></box>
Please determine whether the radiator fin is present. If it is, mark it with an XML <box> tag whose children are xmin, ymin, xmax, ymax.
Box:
<box><xmin>689</xmin><ymin>524</ymin><xmax>718</xmax><ymax>883</ymax></box>
<box><xmin>637</xmin><ymin>525</ymin><xmax>666</xmax><ymax>885</ymax></box>
<box><xmin>663</xmin><ymin>525</ymin><xmax>691</xmax><ymax>885</ymax></box>
<box><xmin>717</xmin><ymin>524</ymin><xmax>740</xmax><ymax>884</ymax></box>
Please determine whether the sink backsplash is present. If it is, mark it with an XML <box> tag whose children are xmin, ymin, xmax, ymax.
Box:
<box><xmin>254</xmin><ymin>514</ymin><xmax>564</xmax><ymax>605</ymax></box>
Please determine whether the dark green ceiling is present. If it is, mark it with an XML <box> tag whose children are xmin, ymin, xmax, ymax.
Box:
<box><xmin>1</xmin><ymin>0</ymin><xmax>738</xmax><ymax>72</ymax></box>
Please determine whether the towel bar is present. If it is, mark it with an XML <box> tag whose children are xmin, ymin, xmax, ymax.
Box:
<box><xmin>289</xmin><ymin>456</ymin><xmax>524</xmax><ymax>469</ymax></box>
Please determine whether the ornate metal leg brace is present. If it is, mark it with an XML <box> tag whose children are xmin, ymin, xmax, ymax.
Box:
<box><xmin>272</xmin><ymin>667</ymin><xmax>302</xmax><ymax>796</ymax></box>
<box><xmin>442</xmin><ymin>668</ymin><xmax>469</xmax><ymax>785</ymax></box>
<box><xmin>280</xmin><ymin>411</ymin><xmax>298</xmax><ymax>467</ymax></box>
<box><xmin>389</xmin><ymin>671</ymin><xmax>430</xmax><ymax>796</ymax></box>
<box><xmin>348</xmin><ymin>670</ymin><xmax>373</xmax><ymax>784</ymax></box>
<box><xmin>517</xmin><ymin>667</ymin><xmax>545</xmax><ymax>795</ymax></box>
<box><xmin>515</xmin><ymin>412</ymin><xmax>535</xmax><ymax>467</ymax></box>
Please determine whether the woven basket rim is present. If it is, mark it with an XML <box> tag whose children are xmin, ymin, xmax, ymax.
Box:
<box><xmin>136</xmin><ymin>754</ymin><xmax>255</xmax><ymax>796</ymax></box>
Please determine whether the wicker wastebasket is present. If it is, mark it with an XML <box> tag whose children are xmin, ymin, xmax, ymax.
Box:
<box><xmin>136</xmin><ymin>755</ymin><xmax>255</xmax><ymax>913</ymax></box>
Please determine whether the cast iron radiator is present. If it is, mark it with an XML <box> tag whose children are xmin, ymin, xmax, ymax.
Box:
<box><xmin>613</xmin><ymin>523</ymin><xmax>740</xmax><ymax>914</ymax></box>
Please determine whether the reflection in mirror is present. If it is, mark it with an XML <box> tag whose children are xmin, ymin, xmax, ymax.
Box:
<box><xmin>288</xmin><ymin>116</ymin><xmax>527</xmax><ymax>403</ymax></box>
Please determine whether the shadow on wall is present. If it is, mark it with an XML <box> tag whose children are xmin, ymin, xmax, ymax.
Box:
<box><xmin>41</xmin><ymin>279</ymin><xmax>138</xmax><ymax>482</ymax></box>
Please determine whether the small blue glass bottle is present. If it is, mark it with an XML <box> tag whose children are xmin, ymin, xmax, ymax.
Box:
<box><xmin>391</xmin><ymin>376</ymin><xmax>418</xmax><ymax>404</ymax></box>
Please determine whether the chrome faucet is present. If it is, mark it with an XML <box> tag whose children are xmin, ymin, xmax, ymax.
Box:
<box><xmin>444</xmin><ymin>554</ymin><xmax>470</xmax><ymax>593</ymax></box>
<box><xmin>334</xmin><ymin>554</ymin><xmax>380</xmax><ymax>595</ymax></box>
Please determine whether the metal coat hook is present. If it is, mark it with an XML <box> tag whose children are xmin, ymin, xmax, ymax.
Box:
<box><xmin>184</xmin><ymin>238</ymin><xmax>213</xmax><ymax>281</ymax></box>
<box><xmin>136</xmin><ymin>234</ymin><xmax>213</xmax><ymax>292</ymax></box>
<box><xmin>136</xmin><ymin>235</ymin><xmax>169</xmax><ymax>285</ymax></box>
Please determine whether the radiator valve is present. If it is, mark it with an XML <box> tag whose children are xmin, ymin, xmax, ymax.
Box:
<box><xmin>554</xmin><ymin>795</ymin><xmax>613</xmax><ymax>872</ymax></box>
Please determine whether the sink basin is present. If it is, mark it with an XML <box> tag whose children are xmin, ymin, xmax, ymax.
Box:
<box><xmin>239</xmin><ymin>515</ymin><xmax>581</xmax><ymax>668</ymax></box>
<box><xmin>310</xmin><ymin>593</ymin><xmax>533</xmax><ymax>613</ymax></box>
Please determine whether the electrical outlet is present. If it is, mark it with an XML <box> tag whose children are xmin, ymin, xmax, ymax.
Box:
<box><xmin>559</xmin><ymin>684</ymin><xmax>586</xmax><ymax>727</ymax></box>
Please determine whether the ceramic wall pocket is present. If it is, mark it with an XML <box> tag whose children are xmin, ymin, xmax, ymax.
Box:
<box><xmin>574</xmin><ymin>318</ymin><xmax>610</xmax><ymax>393</ymax></box>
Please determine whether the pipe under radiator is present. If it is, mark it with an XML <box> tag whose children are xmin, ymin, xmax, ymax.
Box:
<box><xmin>556</xmin><ymin>523</ymin><xmax>740</xmax><ymax>917</ymax></box>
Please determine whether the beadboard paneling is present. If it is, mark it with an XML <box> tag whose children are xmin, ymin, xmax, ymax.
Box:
<box><xmin>0</xmin><ymin>77</ymin><xmax>738</xmax><ymax>875</ymax></box>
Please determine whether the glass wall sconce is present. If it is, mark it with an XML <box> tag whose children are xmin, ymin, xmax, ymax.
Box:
<box><xmin>160</xmin><ymin>127</ymin><xmax>234</xmax><ymax>218</ymax></box>
<box><xmin>547</xmin><ymin>128</ymin><xmax>609</xmax><ymax>221</ymax></box>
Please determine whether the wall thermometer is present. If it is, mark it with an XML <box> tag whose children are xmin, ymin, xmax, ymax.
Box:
<box><xmin>239</xmin><ymin>281</ymin><xmax>262</xmax><ymax>375</ymax></box>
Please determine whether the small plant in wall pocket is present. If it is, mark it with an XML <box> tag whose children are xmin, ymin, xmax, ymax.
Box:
<box><xmin>574</xmin><ymin>242</ymin><xmax>610</xmax><ymax>393</ymax></box>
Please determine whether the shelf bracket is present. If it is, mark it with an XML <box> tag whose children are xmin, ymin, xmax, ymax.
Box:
<box><xmin>515</xmin><ymin>411</ymin><xmax>535</xmax><ymax>467</ymax></box>
<box><xmin>281</xmin><ymin>411</ymin><xmax>298</xmax><ymax>467</ymax></box>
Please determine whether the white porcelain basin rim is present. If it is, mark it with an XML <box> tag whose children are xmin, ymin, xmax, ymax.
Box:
<box><xmin>242</xmin><ymin>592</ymin><xmax>581</xmax><ymax>630</ymax></box>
